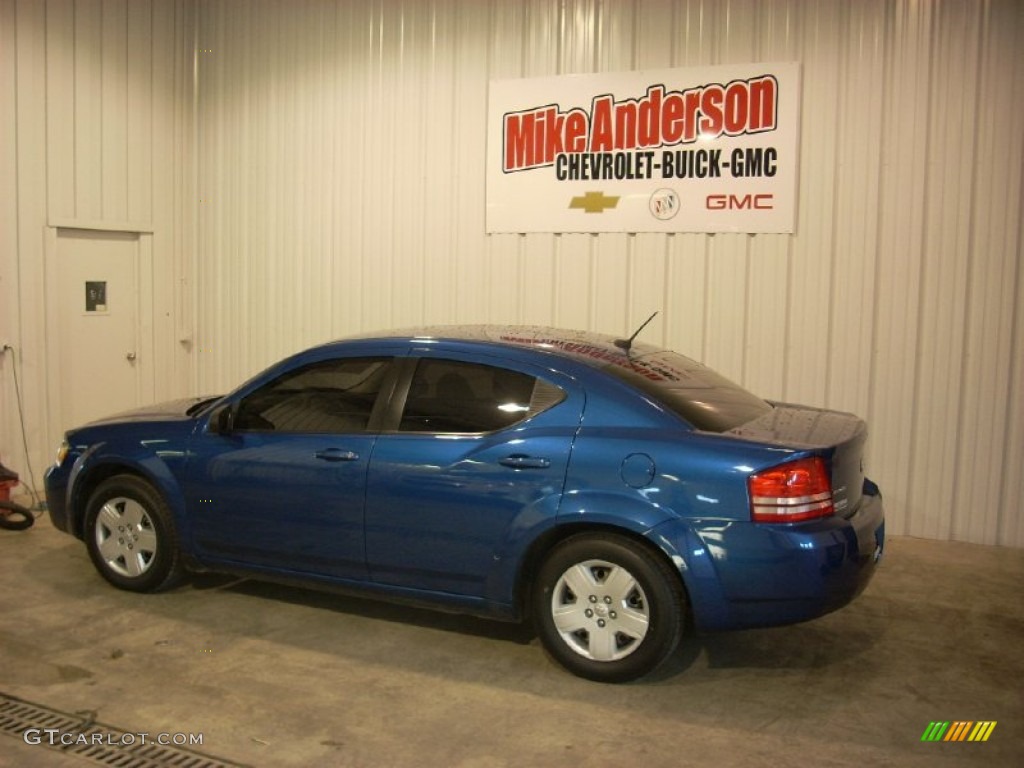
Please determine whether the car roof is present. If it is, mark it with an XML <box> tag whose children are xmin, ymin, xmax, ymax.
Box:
<box><xmin>339</xmin><ymin>324</ymin><xmax>664</xmax><ymax>370</ymax></box>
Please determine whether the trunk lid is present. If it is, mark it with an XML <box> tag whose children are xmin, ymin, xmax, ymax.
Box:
<box><xmin>727</xmin><ymin>403</ymin><xmax>867</xmax><ymax>516</ymax></box>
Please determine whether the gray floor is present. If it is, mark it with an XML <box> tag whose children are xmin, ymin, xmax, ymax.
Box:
<box><xmin>1</xmin><ymin>509</ymin><xmax>1021</xmax><ymax>767</ymax></box>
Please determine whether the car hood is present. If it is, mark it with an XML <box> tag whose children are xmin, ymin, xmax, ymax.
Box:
<box><xmin>80</xmin><ymin>397</ymin><xmax>219</xmax><ymax>427</ymax></box>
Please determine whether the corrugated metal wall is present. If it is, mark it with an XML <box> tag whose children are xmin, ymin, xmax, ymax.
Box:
<box><xmin>3</xmin><ymin>0</ymin><xmax>1021</xmax><ymax>548</ymax></box>
<box><xmin>0</xmin><ymin>0</ymin><xmax>195</xmax><ymax>489</ymax></box>
<box><xmin>194</xmin><ymin>0</ymin><xmax>1023</xmax><ymax>547</ymax></box>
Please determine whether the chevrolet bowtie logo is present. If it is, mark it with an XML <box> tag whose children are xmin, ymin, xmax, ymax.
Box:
<box><xmin>569</xmin><ymin>191</ymin><xmax>620</xmax><ymax>213</ymax></box>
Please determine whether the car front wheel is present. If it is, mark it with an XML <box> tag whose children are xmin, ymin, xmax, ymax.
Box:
<box><xmin>84</xmin><ymin>475</ymin><xmax>183</xmax><ymax>592</ymax></box>
<box><xmin>533</xmin><ymin>533</ymin><xmax>687</xmax><ymax>682</ymax></box>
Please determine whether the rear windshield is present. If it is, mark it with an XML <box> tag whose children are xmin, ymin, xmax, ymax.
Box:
<box><xmin>602</xmin><ymin>350</ymin><xmax>771</xmax><ymax>432</ymax></box>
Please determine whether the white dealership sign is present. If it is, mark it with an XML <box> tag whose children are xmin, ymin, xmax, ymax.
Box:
<box><xmin>487</xmin><ymin>63</ymin><xmax>801</xmax><ymax>234</ymax></box>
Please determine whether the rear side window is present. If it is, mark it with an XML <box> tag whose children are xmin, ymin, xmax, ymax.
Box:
<box><xmin>235</xmin><ymin>357</ymin><xmax>390</xmax><ymax>433</ymax></box>
<box><xmin>603</xmin><ymin>351</ymin><xmax>771</xmax><ymax>432</ymax></box>
<box><xmin>400</xmin><ymin>359</ymin><xmax>564</xmax><ymax>433</ymax></box>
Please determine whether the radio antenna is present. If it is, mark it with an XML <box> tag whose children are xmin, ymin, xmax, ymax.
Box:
<box><xmin>615</xmin><ymin>311</ymin><xmax>659</xmax><ymax>353</ymax></box>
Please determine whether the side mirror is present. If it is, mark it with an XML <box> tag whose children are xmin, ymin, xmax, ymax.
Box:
<box><xmin>208</xmin><ymin>404</ymin><xmax>236</xmax><ymax>435</ymax></box>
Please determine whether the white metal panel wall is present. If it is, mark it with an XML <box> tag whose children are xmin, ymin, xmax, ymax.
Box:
<box><xmin>194</xmin><ymin>0</ymin><xmax>1024</xmax><ymax>547</ymax></box>
<box><xmin>0</xmin><ymin>0</ymin><xmax>195</xmax><ymax>490</ymax></box>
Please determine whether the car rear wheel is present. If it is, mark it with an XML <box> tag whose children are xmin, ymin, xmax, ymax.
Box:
<box><xmin>84</xmin><ymin>475</ymin><xmax>183</xmax><ymax>592</ymax></box>
<box><xmin>533</xmin><ymin>533</ymin><xmax>686</xmax><ymax>682</ymax></box>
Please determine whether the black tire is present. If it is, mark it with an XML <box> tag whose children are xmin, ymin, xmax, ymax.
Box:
<box><xmin>0</xmin><ymin>500</ymin><xmax>35</xmax><ymax>530</ymax></box>
<box><xmin>533</xmin><ymin>533</ymin><xmax>686</xmax><ymax>683</ymax></box>
<box><xmin>84</xmin><ymin>475</ymin><xmax>184</xmax><ymax>592</ymax></box>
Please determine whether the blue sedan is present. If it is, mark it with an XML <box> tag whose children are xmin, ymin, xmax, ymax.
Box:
<box><xmin>45</xmin><ymin>325</ymin><xmax>885</xmax><ymax>682</ymax></box>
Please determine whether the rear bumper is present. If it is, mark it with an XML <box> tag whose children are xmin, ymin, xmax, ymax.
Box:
<box><xmin>670</xmin><ymin>482</ymin><xmax>885</xmax><ymax>632</ymax></box>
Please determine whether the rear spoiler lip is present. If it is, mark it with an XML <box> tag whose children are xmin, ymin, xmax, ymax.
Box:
<box><xmin>722</xmin><ymin>402</ymin><xmax>867</xmax><ymax>451</ymax></box>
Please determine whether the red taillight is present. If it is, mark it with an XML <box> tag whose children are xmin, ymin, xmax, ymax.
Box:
<box><xmin>749</xmin><ymin>457</ymin><xmax>834</xmax><ymax>523</ymax></box>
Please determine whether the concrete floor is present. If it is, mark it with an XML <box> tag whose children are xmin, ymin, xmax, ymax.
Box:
<box><xmin>1</xmin><ymin>509</ymin><xmax>1021</xmax><ymax>767</ymax></box>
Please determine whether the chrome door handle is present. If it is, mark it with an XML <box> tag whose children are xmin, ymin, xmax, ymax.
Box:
<box><xmin>314</xmin><ymin>449</ymin><xmax>359</xmax><ymax>462</ymax></box>
<box><xmin>499</xmin><ymin>455</ymin><xmax>551</xmax><ymax>469</ymax></box>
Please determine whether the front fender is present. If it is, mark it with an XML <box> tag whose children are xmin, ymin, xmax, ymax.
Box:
<box><xmin>66</xmin><ymin>443</ymin><xmax>190</xmax><ymax>543</ymax></box>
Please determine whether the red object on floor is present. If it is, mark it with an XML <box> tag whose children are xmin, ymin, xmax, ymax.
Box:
<box><xmin>0</xmin><ymin>457</ymin><xmax>19</xmax><ymax>503</ymax></box>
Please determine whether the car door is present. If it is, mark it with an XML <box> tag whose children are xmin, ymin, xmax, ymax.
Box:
<box><xmin>364</xmin><ymin>354</ymin><xmax>584</xmax><ymax>597</ymax></box>
<box><xmin>186</xmin><ymin>355</ymin><xmax>395</xmax><ymax>580</ymax></box>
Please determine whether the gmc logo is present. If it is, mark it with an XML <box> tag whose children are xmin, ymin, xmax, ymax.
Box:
<box><xmin>706</xmin><ymin>193</ymin><xmax>774</xmax><ymax>210</ymax></box>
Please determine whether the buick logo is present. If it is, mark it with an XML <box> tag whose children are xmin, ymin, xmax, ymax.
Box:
<box><xmin>649</xmin><ymin>188</ymin><xmax>680</xmax><ymax>220</ymax></box>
